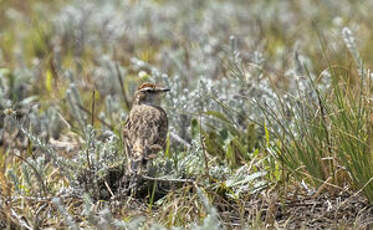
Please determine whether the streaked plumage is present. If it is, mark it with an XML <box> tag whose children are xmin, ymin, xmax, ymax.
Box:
<box><xmin>124</xmin><ymin>83</ymin><xmax>169</xmax><ymax>175</ymax></box>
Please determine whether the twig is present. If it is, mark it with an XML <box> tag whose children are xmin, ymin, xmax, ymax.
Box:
<box><xmin>86</xmin><ymin>90</ymin><xmax>96</xmax><ymax>169</ymax></box>
<box><xmin>91</xmin><ymin>90</ymin><xmax>95</xmax><ymax>126</ymax></box>
<box><xmin>77</xmin><ymin>104</ymin><xmax>114</xmax><ymax>130</ymax></box>
<box><xmin>198</xmin><ymin>81</ymin><xmax>211</xmax><ymax>181</ymax></box>
<box><xmin>10</xmin><ymin>208</ymin><xmax>33</xmax><ymax>230</ymax></box>
<box><xmin>113</xmin><ymin>47</ymin><xmax>131</xmax><ymax>110</ymax></box>
<box><xmin>338</xmin><ymin>176</ymin><xmax>373</xmax><ymax>208</ymax></box>
<box><xmin>34</xmin><ymin>203</ymin><xmax>48</xmax><ymax>229</ymax></box>
<box><xmin>311</xmin><ymin>73</ymin><xmax>335</xmax><ymax>182</ymax></box>
<box><xmin>170</xmin><ymin>131</ymin><xmax>191</xmax><ymax>149</ymax></box>
<box><xmin>298</xmin><ymin>171</ymin><xmax>343</xmax><ymax>190</ymax></box>
<box><xmin>56</xmin><ymin>111</ymin><xmax>72</xmax><ymax>129</ymax></box>
<box><xmin>311</xmin><ymin>176</ymin><xmax>332</xmax><ymax>199</ymax></box>
<box><xmin>142</xmin><ymin>175</ymin><xmax>195</xmax><ymax>184</ymax></box>
<box><xmin>200</xmin><ymin>134</ymin><xmax>211</xmax><ymax>180</ymax></box>
<box><xmin>9</xmin><ymin>192</ymin><xmax>77</xmax><ymax>202</ymax></box>
<box><xmin>12</xmin><ymin>154</ymin><xmax>48</xmax><ymax>196</ymax></box>
<box><xmin>115</xmin><ymin>62</ymin><xmax>131</xmax><ymax>110</ymax></box>
<box><xmin>104</xmin><ymin>180</ymin><xmax>115</xmax><ymax>198</ymax></box>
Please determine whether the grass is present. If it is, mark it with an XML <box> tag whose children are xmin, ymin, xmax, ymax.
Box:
<box><xmin>0</xmin><ymin>0</ymin><xmax>373</xmax><ymax>229</ymax></box>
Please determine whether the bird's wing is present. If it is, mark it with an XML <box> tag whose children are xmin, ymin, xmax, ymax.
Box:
<box><xmin>140</xmin><ymin>106</ymin><xmax>168</xmax><ymax>151</ymax></box>
<box><xmin>126</xmin><ymin>105</ymin><xmax>168</xmax><ymax>155</ymax></box>
<box><xmin>155</xmin><ymin>107</ymin><xmax>168</xmax><ymax>149</ymax></box>
<box><xmin>125</xmin><ymin>105</ymin><xmax>168</xmax><ymax>174</ymax></box>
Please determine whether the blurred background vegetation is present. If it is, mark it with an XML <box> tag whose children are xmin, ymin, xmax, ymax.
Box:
<box><xmin>0</xmin><ymin>0</ymin><xmax>372</xmax><ymax>229</ymax></box>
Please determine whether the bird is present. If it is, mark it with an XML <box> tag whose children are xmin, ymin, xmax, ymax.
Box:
<box><xmin>123</xmin><ymin>82</ymin><xmax>170</xmax><ymax>177</ymax></box>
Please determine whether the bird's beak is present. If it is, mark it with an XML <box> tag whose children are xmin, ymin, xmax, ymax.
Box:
<box><xmin>157</xmin><ymin>87</ymin><xmax>170</xmax><ymax>92</ymax></box>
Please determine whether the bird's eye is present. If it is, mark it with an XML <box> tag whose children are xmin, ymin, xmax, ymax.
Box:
<box><xmin>140</xmin><ymin>87</ymin><xmax>154</xmax><ymax>93</ymax></box>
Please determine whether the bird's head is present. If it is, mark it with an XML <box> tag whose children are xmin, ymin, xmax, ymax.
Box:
<box><xmin>134</xmin><ymin>82</ymin><xmax>170</xmax><ymax>105</ymax></box>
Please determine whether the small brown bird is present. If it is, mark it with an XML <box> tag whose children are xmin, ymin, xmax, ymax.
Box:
<box><xmin>124</xmin><ymin>82</ymin><xmax>170</xmax><ymax>176</ymax></box>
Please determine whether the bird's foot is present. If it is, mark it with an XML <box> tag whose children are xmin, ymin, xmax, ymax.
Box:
<box><xmin>149</xmin><ymin>144</ymin><xmax>163</xmax><ymax>152</ymax></box>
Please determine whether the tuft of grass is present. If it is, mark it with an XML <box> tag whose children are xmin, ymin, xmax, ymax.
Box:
<box><xmin>262</xmin><ymin>57</ymin><xmax>373</xmax><ymax>203</ymax></box>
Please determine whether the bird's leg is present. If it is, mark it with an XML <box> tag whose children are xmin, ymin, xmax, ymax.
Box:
<box><xmin>144</xmin><ymin>144</ymin><xmax>163</xmax><ymax>161</ymax></box>
<box><xmin>144</xmin><ymin>144</ymin><xmax>164</xmax><ymax>177</ymax></box>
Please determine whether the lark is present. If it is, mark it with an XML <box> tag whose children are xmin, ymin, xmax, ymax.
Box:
<box><xmin>124</xmin><ymin>82</ymin><xmax>169</xmax><ymax>176</ymax></box>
